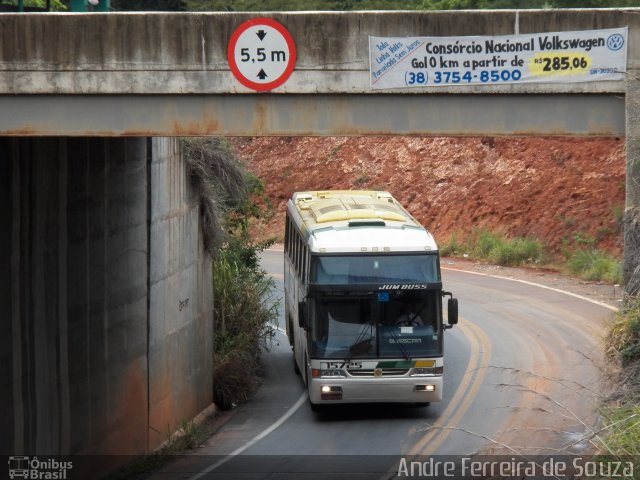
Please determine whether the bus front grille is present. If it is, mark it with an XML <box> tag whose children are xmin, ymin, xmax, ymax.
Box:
<box><xmin>347</xmin><ymin>368</ymin><xmax>410</xmax><ymax>377</ymax></box>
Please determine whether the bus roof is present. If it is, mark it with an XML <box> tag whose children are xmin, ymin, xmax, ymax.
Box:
<box><xmin>288</xmin><ymin>190</ymin><xmax>438</xmax><ymax>253</ymax></box>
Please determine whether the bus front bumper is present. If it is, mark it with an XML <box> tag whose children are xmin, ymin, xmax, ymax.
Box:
<box><xmin>308</xmin><ymin>376</ymin><xmax>443</xmax><ymax>405</ymax></box>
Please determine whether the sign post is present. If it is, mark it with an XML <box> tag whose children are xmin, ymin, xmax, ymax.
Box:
<box><xmin>228</xmin><ymin>18</ymin><xmax>297</xmax><ymax>92</ymax></box>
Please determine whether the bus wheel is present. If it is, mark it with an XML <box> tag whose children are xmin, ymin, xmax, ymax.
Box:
<box><xmin>309</xmin><ymin>399</ymin><xmax>325</xmax><ymax>413</ymax></box>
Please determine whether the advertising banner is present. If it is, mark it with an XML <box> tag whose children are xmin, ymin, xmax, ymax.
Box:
<box><xmin>369</xmin><ymin>27</ymin><xmax>627</xmax><ymax>89</ymax></box>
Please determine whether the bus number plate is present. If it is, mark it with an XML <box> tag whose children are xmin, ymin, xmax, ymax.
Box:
<box><xmin>323</xmin><ymin>361</ymin><xmax>362</xmax><ymax>369</ymax></box>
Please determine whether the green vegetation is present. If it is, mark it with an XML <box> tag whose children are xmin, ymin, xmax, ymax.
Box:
<box><xmin>104</xmin><ymin>419</ymin><xmax>209</xmax><ymax>479</ymax></box>
<box><xmin>613</xmin><ymin>203</ymin><xmax>625</xmax><ymax>228</ymax></box>
<box><xmin>490</xmin><ymin>236</ymin><xmax>544</xmax><ymax>267</ymax></box>
<box><xmin>441</xmin><ymin>228</ymin><xmax>622</xmax><ymax>284</ymax></box>
<box><xmin>567</xmin><ymin>249</ymin><xmax>622</xmax><ymax>284</ymax></box>
<box><xmin>441</xmin><ymin>228</ymin><xmax>545</xmax><ymax>267</ymax></box>
<box><xmin>182</xmin><ymin>137</ymin><xmax>278</xmax><ymax>411</ymax></box>
<box><xmin>14</xmin><ymin>1</ymin><xmax>640</xmax><ymax>15</ymax></box>
<box><xmin>105</xmin><ymin>0</ymin><xmax>640</xmax><ymax>11</ymax></box>
<box><xmin>439</xmin><ymin>232</ymin><xmax>463</xmax><ymax>257</ymax></box>
<box><xmin>212</xmin><ymin>236</ymin><xmax>278</xmax><ymax>410</ymax></box>
<box><xmin>599</xmin><ymin>404</ymin><xmax>640</xmax><ymax>456</ymax></box>
<box><xmin>8</xmin><ymin>1</ymin><xmax>640</xmax><ymax>15</ymax></box>
<box><xmin>182</xmin><ymin>137</ymin><xmax>247</xmax><ymax>255</ymax></box>
<box><xmin>0</xmin><ymin>0</ymin><xmax>66</xmax><ymax>9</ymax></box>
<box><xmin>600</xmin><ymin>301</ymin><xmax>640</xmax><ymax>457</ymax></box>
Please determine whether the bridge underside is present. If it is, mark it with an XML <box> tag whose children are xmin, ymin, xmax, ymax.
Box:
<box><xmin>0</xmin><ymin>94</ymin><xmax>625</xmax><ymax>137</ymax></box>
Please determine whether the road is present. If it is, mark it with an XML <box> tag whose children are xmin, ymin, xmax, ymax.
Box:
<box><xmin>151</xmin><ymin>247</ymin><xmax>616</xmax><ymax>479</ymax></box>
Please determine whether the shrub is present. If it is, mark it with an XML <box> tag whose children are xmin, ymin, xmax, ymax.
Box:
<box><xmin>439</xmin><ymin>232</ymin><xmax>463</xmax><ymax>257</ymax></box>
<box><xmin>182</xmin><ymin>137</ymin><xmax>279</xmax><ymax>411</ymax></box>
<box><xmin>605</xmin><ymin>302</ymin><xmax>640</xmax><ymax>364</ymax></box>
<box><xmin>470</xmin><ymin>229</ymin><xmax>501</xmax><ymax>258</ymax></box>
<box><xmin>567</xmin><ymin>249</ymin><xmax>622</xmax><ymax>284</ymax></box>
<box><xmin>212</xmin><ymin>237</ymin><xmax>278</xmax><ymax>410</ymax></box>
<box><xmin>488</xmin><ymin>236</ymin><xmax>544</xmax><ymax>267</ymax></box>
<box><xmin>600</xmin><ymin>300</ymin><xmax>640</xmax><ymax>456</ymax></box>
<box><xmin>181</xmin><ymin>137</ymin><xmax>248</xmax><ymax>256</ymax></box>
<box><xmin>462</xmin><ymin>229</ymin><xmax>544</xmax><ymax>267</ymax></box>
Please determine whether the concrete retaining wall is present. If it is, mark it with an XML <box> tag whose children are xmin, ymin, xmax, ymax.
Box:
<box><xmin>0</xmin><ymin>137</ymin><xmax>213</xmax><ymax>462</ymax></box>
<box><xmin>148</xmin><ymin>137</ymin><xmax>213</xmax><ymax>450</ymax></box>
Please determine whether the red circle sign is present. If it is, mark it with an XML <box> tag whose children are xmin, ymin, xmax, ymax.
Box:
<box><xmin>227</xmin><ymin>18</ymin><xmax>297</xmax><ymax>92</ymax></box>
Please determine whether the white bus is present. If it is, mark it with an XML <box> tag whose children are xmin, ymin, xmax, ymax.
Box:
<box><xmin>284</xmin><ymin>190</ymin><xmax>458</xmax><ymax>410</ymax></box>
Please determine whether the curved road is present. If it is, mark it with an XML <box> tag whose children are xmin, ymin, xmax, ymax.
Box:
<box><xmin>152</xmin><ymin>248</ymin><xmax>616</xmax><ymax>479</ymax></box>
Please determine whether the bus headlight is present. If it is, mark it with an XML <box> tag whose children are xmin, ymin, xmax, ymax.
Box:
<box><xmin>415</xmin><ymin>384</ymin><xmax>436</xmax><ymax>392</ymax></box>
<box><xmin>321</xmin><ymin>385</ymin><xmax>343</xmax><ymax>400</ymax></box>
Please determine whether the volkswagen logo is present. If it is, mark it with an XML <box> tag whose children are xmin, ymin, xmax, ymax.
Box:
<box><xmin>607</xmin><ymin>33</ymin><xmax>624</xmax><ymax>51</ymax></box>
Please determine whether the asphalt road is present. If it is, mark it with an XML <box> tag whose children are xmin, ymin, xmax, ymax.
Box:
<box><xmin>150</xmin><ymin>247</ymin><xmax>616</xmax><ymax>480</ymax></box>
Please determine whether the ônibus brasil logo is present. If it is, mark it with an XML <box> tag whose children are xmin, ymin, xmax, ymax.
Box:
<box><xmin>8</xmin><ymin>456</ymin><xmax>73</xmax><ymax>479</ymax></box>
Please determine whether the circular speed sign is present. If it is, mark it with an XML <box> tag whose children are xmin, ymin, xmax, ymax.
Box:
<box><xmin>227</xmin><ymin>18</ymin><xmax>297</xmax><ymax>92</ymax></box>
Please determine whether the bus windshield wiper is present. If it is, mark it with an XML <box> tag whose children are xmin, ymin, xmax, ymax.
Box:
<box><xmin>344</xmin><ymin>319</ymin><xmax>375</xmax><ymax>362</ymax></box>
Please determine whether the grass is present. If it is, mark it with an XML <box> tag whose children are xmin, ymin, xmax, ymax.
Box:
<box><xmin>440</xmin><ymin>228</ymin><xmax>622</xmax><ymax>284</ymax></box>
<box><xmin>599</xmin><ymin>404</ymin><xmax>640</xmax><ymax>456</ymax></box>
<box><xmin>605</xmin><ymin>302</ymin><xmax>640</xmax><ymax>363</ymax></box>
<box><xmin>441</xmin><ymin>228</ymin><xmax>544</xmax><ymax>267</ymax></box>
<box><xmin>181</xmin><ymin>137</ymin><xmax>248</xmax><ymax>256</ymax></box>
<box><xmin>103</xmin><ymin>419</ymin><xmax>209</xmax><ymax>480</ymax></box>
<box><xmin>567</xmin><ymin>249</ymin><xmax>623</xmax><ymax>285</ymax></box>
<box><xmin>439</xmin><ymin>232</ymin><xmax>463</xmax><ymax>257</ymax></box>
<box><xmin>613</xmin><ymin>204</ymin><xmax>625</xmax><ymax>228</ymax></box>
<box><xmin>489</xmin><ymin>236</ymin><xmax>544</xmax><ymax>267</ymax></box>
<box><xmin>599</xmin><ymin>300</ymin><xmax>640</xmax><ymax>459</ymax></box>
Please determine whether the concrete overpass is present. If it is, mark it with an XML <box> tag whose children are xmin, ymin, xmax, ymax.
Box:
<box><xmin>1</xmin><ymin>8</ymin><xmax>638</xmax><ymax>472</ymax></box>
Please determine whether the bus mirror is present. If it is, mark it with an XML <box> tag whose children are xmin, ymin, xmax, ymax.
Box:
<box><xmin>448</xmin><ymin>298</ymin><xmax>459</xmax><ymax>326</ymax></box>
<box><xmin>298</xmin><ymin>301</ymin><xmax>308</xmax><ymax>329</ymax></box>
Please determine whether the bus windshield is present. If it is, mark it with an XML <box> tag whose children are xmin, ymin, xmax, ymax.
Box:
<box><xmin>311</xmin><ymin>254</ymin><xmax>440</xmax><ymax>285</ymax></box>
<box><xmin>309</xmin><ymin>292</ymin><xmax>442</xmax><ymax>359</ymax></box>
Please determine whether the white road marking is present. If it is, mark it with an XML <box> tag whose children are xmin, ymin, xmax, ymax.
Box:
<box><xmin>189</xmin><ymin>327</ymin><xmax>304</xmax><ymax>480</ymax></box>
<box><xmin>442</xmin><ymin>266</ymin><xmax>619</xmax><ymax>312</ymax></box>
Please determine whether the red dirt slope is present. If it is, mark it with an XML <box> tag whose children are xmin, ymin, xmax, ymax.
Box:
<box><xmin>230</xmin><ymin>136</ymin><xmax>625</xmax><ymax>259</ymax></box>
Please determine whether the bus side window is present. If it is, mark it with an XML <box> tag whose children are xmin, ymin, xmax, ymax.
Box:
<box><xmin>293</xmin><ymin>230</ymin><xmax>299</xmax><ymax>274</ymax></box>
<box><xmin>297</xmin><ymin>236</ymin><xmax>302</xmax><ymax>278</ymax></box>
<box><xmin>302</xmin><ymin>245</ymin><xmax>307</xmax><ymax>280</ymax></box>
<box><xmin>284</xmin><ymin>217</ymin><xmax>290</xmax><ymax>255</ymax></box>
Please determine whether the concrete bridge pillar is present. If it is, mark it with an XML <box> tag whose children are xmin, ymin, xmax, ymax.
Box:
<box><xmin>0</xmin><ymin>137</ymin><xmax>213</xmax><ymax>464</ymax></box>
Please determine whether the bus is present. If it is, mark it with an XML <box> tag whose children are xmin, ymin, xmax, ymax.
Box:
<box><xmin>284</xmin><ymin>190</ymin><xmax>458</xmax><ymax>410</ymax></box>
